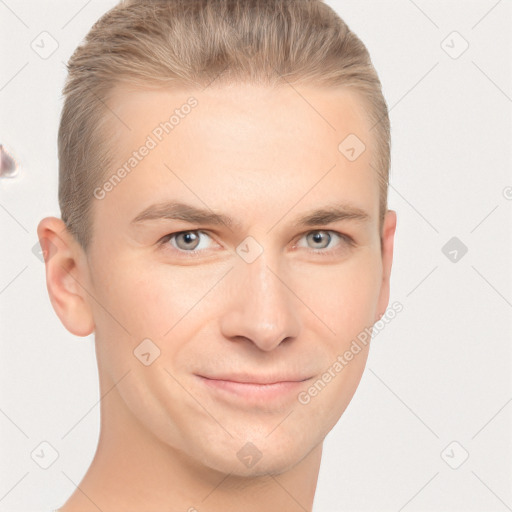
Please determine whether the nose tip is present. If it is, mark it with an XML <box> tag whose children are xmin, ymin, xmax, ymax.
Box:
<box><xmin>241</xmin><ymin>315</ymin><xmax>292</xmax><ymax>352</ymax></box>
<box><xmin>219</xmin><ymin>256</ymin><xmax>301</xmax><ymax>352</ymax></box>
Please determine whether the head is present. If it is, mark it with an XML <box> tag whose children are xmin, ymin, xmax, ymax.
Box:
<box><xmin>39</xmin><ymin>0</ymin><xmax>396</xmax><ymax>478</ymax></box>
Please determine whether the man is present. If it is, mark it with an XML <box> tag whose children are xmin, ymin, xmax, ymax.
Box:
<box><xmin>38</xmin><ymin>0</ymin><xmax>396</xmax><ymax>510</ymax></box>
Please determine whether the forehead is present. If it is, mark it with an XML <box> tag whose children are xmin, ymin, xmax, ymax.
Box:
<box><xmin>107</xmin><ymin>81</ymin><xmax>373</xmax><ymax>151</ymax></box>
<box><xmin>95</xmin><ymin>82</ymin><xmax>379</xmax><ymax>230</ymax></box>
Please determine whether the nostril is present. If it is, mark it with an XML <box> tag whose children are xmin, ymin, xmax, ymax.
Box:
<box><xmin>0</xmin><ymin>145</ymin><xmax>18</xmax><ymax>178</ymax></box>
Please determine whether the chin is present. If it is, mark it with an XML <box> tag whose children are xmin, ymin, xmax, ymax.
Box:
<box><xmin>188</xmin><ymin>428</ymin><xmax>316</xmax><ymax>478</ymax></box>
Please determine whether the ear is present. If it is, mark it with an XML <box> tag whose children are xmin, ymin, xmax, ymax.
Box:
<box><xmin>36</xmin><ymin>216</ymin><xmax>95</xmax><ymax>337</ymax></box>
<box><xmin>375</xmin><ymin>210</ymin><xmax>397</xmax><ymax>322</ymax></box>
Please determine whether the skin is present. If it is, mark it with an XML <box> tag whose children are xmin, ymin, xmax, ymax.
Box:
<box><xmin>38</xmin><ymin>82</ymin><xmax>396</xmax><ymax>512</ymax></box>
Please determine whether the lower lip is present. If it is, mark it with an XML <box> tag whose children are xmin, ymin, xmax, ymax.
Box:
<box><xmin>197</xmin><ymin>376</ymin><xmax>308</xmax><ymax>404</ymax></box>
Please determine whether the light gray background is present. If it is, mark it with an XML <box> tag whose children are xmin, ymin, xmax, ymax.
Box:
<box><xmin>1</xmin><ymin>1</ymin><xmax>511</xmax><ymax>511</ymax></box>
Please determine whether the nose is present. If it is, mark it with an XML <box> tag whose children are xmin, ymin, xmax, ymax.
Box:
<box><xmin>219</xmin><ymin>247</ymin><xmax>301</xmax><ymax>351</ymax></box>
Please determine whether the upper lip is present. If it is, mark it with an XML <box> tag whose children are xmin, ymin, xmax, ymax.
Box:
<box><xmin>197</xmin><ymin>373</ymin><xmax>312</xmax><ymax>385</ymax></box>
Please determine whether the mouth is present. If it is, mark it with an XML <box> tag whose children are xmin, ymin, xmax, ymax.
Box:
<box><xmin>195</xmin><ymin>374</ymin><xmax>312</xmax><ymax>405</ymax></box>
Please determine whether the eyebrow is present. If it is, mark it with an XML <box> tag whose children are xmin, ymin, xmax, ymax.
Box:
<box><xmin>130</xmin><ymin>200</ymin><xmax>371</xmax><ymax>229</ymax></box>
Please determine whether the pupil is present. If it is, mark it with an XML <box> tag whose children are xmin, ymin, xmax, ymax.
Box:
<box><xmin>182</xmin><ymin>232</ymin><xmax>198</xmax><ymax>247</ymax></box>
<box><xmin>310</xmin><ymin>231</ymin><xmax>328</xmax><ymax>248</ymax></box>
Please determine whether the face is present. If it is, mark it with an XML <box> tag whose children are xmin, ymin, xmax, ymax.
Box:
<box><xmin>59</xmin><ymin>83</ymin><xmax>395</xmax><ymax>477</ymax></box>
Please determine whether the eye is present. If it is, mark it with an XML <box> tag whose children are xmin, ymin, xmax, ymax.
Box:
<box><xmin>158</xmin><ymin>230</ymin><xmax>216</xmax><ymax>255</ymax></box>
<box><xmin>296</xmin><ymin>230</ymin><xmax>354</xmax><ymax>254</ymax></box>
<box><xmin>157</xmin><ymin>229</ymin><xmax>354</xmax><ymax>258</ymax></box>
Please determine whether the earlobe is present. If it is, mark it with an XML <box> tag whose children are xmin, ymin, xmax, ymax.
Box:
<box><xmin>37</xmin><ymin>217</ymin><xmax>95</xmax><ymax>337</ymax></box>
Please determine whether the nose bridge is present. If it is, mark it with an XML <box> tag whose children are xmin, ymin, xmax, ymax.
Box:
<box><xmin>220</xmin><ymin>246</ymin><xmax>300</xmax><ymax>350</ymax></box>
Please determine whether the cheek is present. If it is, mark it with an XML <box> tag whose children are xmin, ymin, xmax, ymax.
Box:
<box><xmin>294</xmin><ymin>254</ymin><xmax>381</xmax><ymax>430</ymax></box>
<box><xmin>293</xmin><ymin>249</ymin><xmax>382</xmax><ymax>342</ymax></box>
<box><xmin>92</xmin><ymin>255</ymin><xmax>224</xmax><ymax>342</ymax></box>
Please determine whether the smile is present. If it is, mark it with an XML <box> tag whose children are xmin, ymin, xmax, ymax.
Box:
<box><xmin>196</xmin><ymin>375</ymin><xmax>312</xmax><ymax>406</ymax></box>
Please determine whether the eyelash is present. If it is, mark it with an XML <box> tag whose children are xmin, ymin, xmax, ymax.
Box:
<box><xmin>157</xmin><ymin>229</ymin><xmax>355</xmax><ymax>258</ymax></box>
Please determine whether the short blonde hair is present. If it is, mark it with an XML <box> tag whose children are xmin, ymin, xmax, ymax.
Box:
<box><xmin>59</xmin><ymin>0</ymin><xmax>390</xmax><ymax>251</ymax></box>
